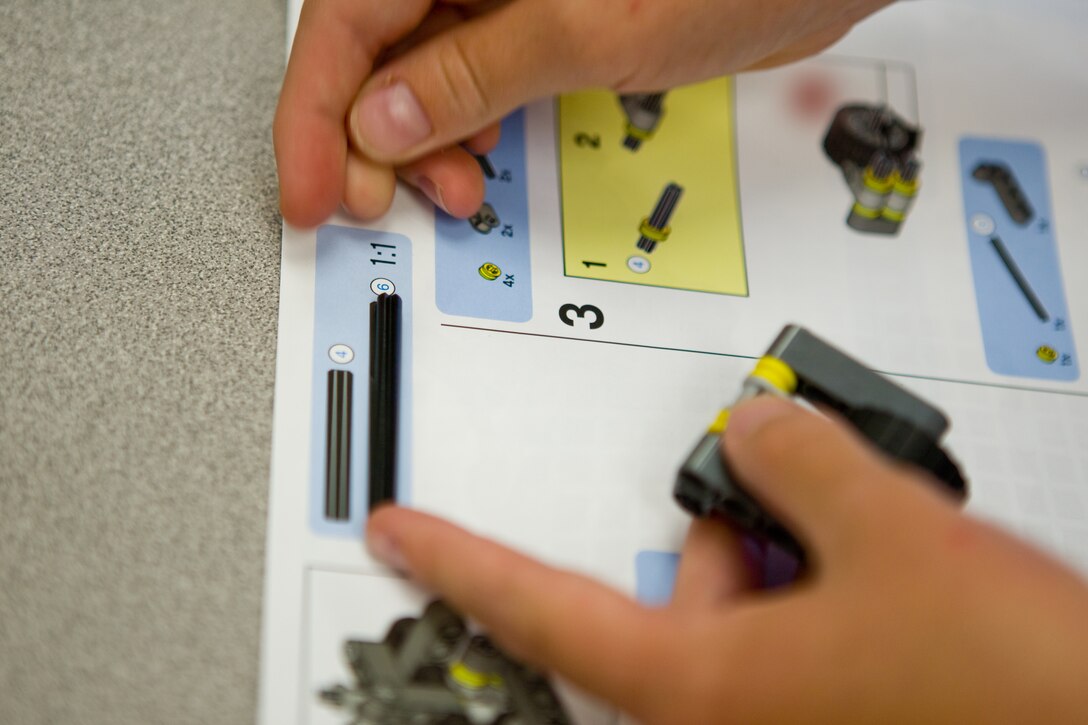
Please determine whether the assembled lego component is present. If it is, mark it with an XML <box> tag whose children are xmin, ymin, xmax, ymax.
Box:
<box><xmin>319</xmin><ymin>600</ymin><xmax>571</xmax><ymax>725</ymax></box>
<box><xmin>637</xmin><ymin>182</ymin><xmax>684</xmax><ymax>253</ymax></box>
<box><xmin>674</xmin><ymin>325</ymin><xmax>967</xmax><ymax>561</ymax></box>
<box><xmin>972</xmin><ymin>162</ymin><xmax>1035</xmax><ymax>226</ymax></box>
<box><xmin>619</xmin><ymin>92</ymin><xmax>666</xmax><ymax>150</ymax></box>
<box><xmin>469</xmin><ymin>203</ymin><xmax>500</xmax><ymax>234</ymax></box>
<box><xmin>823</xmin><ymin>103</ymin><xmax>922</xmax><ymax>236</ymax></box>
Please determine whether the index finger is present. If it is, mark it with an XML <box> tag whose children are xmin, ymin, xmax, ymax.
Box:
<box><xmin>274</xmin><ymin>0</ymin><xmax>431</xmax><ymax>226</ymax></box>
<box><xmin>366</xmin><ymin>506</ymin><xmax>681</xmax><ymax>717</ymax></box>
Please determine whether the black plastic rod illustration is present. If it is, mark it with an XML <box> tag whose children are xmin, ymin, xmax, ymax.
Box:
<box><xmin>368</xmin><ymin>293</ymin><xmax>402</xmax><ymax>511</ymax></box>
<box><xmin>637</xmin><ymin>182</ymin><xmax>683</xmax><ymax>253</ymax></box>
<box><xmin>473</xmin><ymin>153</ymin><xmax>496</xmax><ymax>180</ymax></box>
<box><xmin>990</xmin><ymin>236</ymin><xmax>1048</xmax><ymax>322</ymax></box>
<box><xmin>324</xmin><ymin>369</ymin><xmax>353</xmax><ymax>520</ymax></box>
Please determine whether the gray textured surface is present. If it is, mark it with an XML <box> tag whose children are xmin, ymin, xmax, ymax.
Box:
<box><xmin>0</xmin><ymin>1</ymin><xmax>284</xmax><ymax>722</ymax></box>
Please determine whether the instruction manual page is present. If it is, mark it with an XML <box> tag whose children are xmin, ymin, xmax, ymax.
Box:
<box><xmin>260</xmin><ymin>1</ymin><xmax>1088</xmax><ymax>722</ymax></box>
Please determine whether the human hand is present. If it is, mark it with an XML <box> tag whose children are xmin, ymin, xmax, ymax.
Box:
<box><xmin>275</xmin><ymin>0</ymin><xmax>894</xmax><ymax>227</ymax></box>
<box><xmin>366</xmin><ymin>396</ymin><xmax>1088</xmax><ymax>723</ymax></box>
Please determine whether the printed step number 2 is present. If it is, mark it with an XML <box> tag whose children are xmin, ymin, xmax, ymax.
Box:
<box><xmin>559</xmin><ymin>303</ymin><xmax>604</xmax><ymax>330</ymax></box>
<box><xmin>574</xmin><ymin>132</ymin><xmax>600</xmax><ymax>149</ymax></box>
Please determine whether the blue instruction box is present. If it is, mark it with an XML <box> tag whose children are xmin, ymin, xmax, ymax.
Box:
<box><xmin>435</xmin><ymin>110</ymin><xmax>532</xmax><ymax>322</ymax></box>
<box><xmin>635</xmin><ymin>550</ymin><xmax>679</xmax><ymax>606</ymax></box>
<box><xmin>310</xmin><ymin>226</ymin><xmax>413</xmax><ymax>537</ymax></box>
<box><xmin>959</xmin><ymin>138</ymin><xmax>1077</xmax><ymax>381</ymax></box>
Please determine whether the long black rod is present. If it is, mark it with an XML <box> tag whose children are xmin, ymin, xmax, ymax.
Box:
<box><xmin>990</xmin><ymin>236</ymin><xmax>1049</xmax><ymax>322</ymax></box>
<box><xmin>368</xmin><ymin>293</ymin><xmax>402</xmax><ymax>511</ymax></box>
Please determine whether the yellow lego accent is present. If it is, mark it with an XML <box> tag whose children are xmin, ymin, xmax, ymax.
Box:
<box><xmin>558</xmin><ymin>77</ymin><xmax>747</xmax><ymax>296</ymax></box>
<box><xmin>893</xmin><ymin>177</ymin><xmax>920</xmax><ymax>195</ymax></box>
<box><xmin>750</xmin><ymin>356</ymin><xmax>798</xmax><ymax>394</ymax></box>
<box><xmin>851</xmin><ymin>201</ymin><xmax>883</xmax><ymax>219</ymax></box>
<box><xmin>1037</xmin><ymin>345</ymin><xmax>1059</xmax><ymax>364</ymax></box>
<box><xmin>707</xmin><ymin>408</ymin><xmax>731</xmax><ymax>435</ymax></box>
<box><xmin>478</xmin><ymin>262</ymin><xmax>501</xmax><ymax>281</ymax></box>
<box><xmin>449</xmin><ymin>662</ymin><xmax>491</xmax><ymax>689</ymax></box>
<box><xmin>638</xmin><ymin>218</ymin><xmax>670</xmax><ymax>243</ymax></box>
<box><xmin>882</xmin><ymin>208</ymin><xmax>906</xmax><ymax>222</ymax></box>
<box><xmin>624</xmin><ymin>123</ymin><xmax>654</xmax><ymax>141</ymax></box>
<box><xmin>862</xmin><ymin>167</ymin><xmax>895</xmax><ymax>193</ymax></box>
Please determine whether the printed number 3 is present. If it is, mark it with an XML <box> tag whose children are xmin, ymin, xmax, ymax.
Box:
<box><xmin>559</xmin><ymin>303</ymin><xmax>605</xmax><ymax>330</ymax></box>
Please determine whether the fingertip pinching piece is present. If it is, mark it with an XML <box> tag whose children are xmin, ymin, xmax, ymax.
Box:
<box><xmin>674</xmin><ymin>325</ymin><xmax>968</xmax><ymax>563</ymax></box>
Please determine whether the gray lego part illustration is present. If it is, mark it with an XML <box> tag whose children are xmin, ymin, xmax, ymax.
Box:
<box><xmin>674</xmin><ymin>325</ymin><xmax>967</xmax><ymax>562</ymax></box>
<box><xmin>469</xmin><ymin>203</ymin><xmax>500</xmax><ymax>235</ymax></box>
<box><xmin>319</xmin><ymin>600</ymin><xmax>571</xmax><ymax>725</ymax></box>
<box><xmin>619</xmin><ymin>92</ymin><xmax>666</xmax><ymax>151</ymax></box>
<box><xmin>972</xmin><ymin>162</ymin><xmax>1035</xmax><ymax>226</ymax></box>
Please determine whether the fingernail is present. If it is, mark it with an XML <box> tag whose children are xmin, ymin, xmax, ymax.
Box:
<box><xmin>727</xmin><ymin>396</ymin><xmax>797</xmax><ymax>442</ymax></box>
<box><xmin>367</xmin><ymin>532</ymin><xmax>410</xmax><ymax>574</ymax></box>
<box><xmin>354</xmin><ymin>81</ymin><xmax>432</xmax><ymax>156</ymax></box>
<box><xmin>417</xmin><ymin>176</ymin><xmax>449</xmax><ymax>213</ymax></box>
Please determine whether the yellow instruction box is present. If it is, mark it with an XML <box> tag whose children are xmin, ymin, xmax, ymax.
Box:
<box><xmin>557</xmin><ymin>78</ymin><xmax>747</xmax><ymax>296</ymax></box>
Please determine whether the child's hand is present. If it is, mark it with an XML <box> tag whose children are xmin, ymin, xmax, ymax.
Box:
<box><xmin>275</xmin><ymin>0</ymin><xmax>893</xmax><ymax>227</ymax></box>
<box><xmin>367</xmin><ymin>396</ymin><xmax>1088</xmax><ymax>723</ymax></box>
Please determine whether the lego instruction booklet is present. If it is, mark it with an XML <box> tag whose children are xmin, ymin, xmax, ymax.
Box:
<box><xmin>260</xmin><ymin>1</ymin><xmax>1088</xmax><ymax>722</ymax></box>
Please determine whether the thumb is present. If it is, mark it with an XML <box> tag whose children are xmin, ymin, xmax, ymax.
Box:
<box><xmin>347</xmin><ymin>0</ymin><xmax>598</xmax><ymax>163</ymax></box>
<box><xmin>722</xmin><ymin>396</ymin><xmax>949</xmax><ymax>564</ymax></box>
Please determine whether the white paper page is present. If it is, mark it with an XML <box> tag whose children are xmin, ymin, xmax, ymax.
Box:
<box><xmin>260</xmin><ymin>2</ymin><xmax>1088</xmax><ymax>722</ymax></box>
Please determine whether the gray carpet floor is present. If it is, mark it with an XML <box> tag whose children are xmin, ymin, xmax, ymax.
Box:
<box><xmin>1</xmin><ymin>2</ymin><xmax>285</xmax><ymax>722</ymax></box>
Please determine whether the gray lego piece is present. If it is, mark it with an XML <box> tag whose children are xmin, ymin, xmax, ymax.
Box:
<box><xmin>320</xmin><ymin>601</ymin><xmax>570</xmax><ymax>725</ymax></box>
<box><xmin>674</xmin><ymin>325</ymin><xmax>966</xmax><ymax>563</ymax></box>
<box><xmin>766</xmin><ymin>326</ymin><xmax>949</xmax><ymax>438</ymax></box>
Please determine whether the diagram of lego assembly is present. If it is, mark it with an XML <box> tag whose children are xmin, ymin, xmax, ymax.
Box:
<box><xmin>776</xmin><ymin>56</ymin><xmax>926</xmax><ymax>237</ymax></box>
<box><xmin>309</xmin><ymin>226</ymin><xmax>414</xmax><ymax>538</ymax></box>
<box><xmin>959</xmin><ymin>138</ymin><xmax>1078</xmax><ymax>381</ymax></box>
<box><xmin>557</xmin><ymin>78</ymin><xmax>749</xmax><ymax>296</ymax></box>
<box><xmin>434</xmin><ymin>112</ymin><xmax>533</xmax><ymax>323</ymax></box>
<box><xmin>822</xmin><ymin>103</ymin><xmax>922</xmax><ymax>236</ymax></box>
<box><xmin>319</xmin><ymin>599</ymin><xmax>571</xmax><ymax>725</ymax></box>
